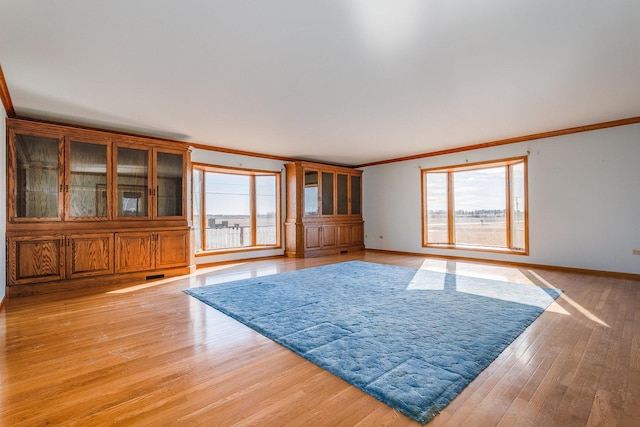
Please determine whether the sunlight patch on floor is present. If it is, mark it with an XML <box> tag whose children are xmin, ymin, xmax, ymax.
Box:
<box><xmin>526</xmin><ymin>270</ymin><xmax>610</xmax><ymax>328</ymax></box>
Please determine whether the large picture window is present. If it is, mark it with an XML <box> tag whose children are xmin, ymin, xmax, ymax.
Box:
<box><xmin>422</xmin><ymin>156</ymin><xmax>528</xmax><ymax>254</ymax></box>
<box><xmin>193</xmin><ymin>164</ymin><xmax>281</xmax><ymax>253</ymax></box>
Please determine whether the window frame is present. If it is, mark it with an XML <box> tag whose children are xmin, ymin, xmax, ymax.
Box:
<box><xmin>193</xmin><ymin>163</ymin><xmax>282</xmax><ymax>255</ymax></box>
<box><xmin>421</xmin><ymin>156</ymin><xmax>529</xmax><ymax>255</ymax></box>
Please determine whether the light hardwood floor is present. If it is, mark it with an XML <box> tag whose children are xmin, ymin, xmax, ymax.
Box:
<box><xmin>1</xmin><ymin>251</ymin><xmax>639</xmax><ymax>426</ymax></box>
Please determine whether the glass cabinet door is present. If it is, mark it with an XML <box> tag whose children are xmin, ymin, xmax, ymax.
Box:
<box><xmin>304</xmin><ymin>170</ymin><xmax>319</xmax><ymax>216</ymax></box>
<box><xmin>155</xmin><ymin>150</ymin><xmax>184</xmax><ymax>217</ymax></box>
<box><xmin>321</xmin><ymin>172</ymin><xmax>334</xmax><ymax>215</ymax></box>
<box><xmin>351</xmin><ymin>175</ymin><xmax>362</xmax><ymax>215</ymax></box>
<box><xmin>116</xmin><ymin>146</ymin><xmax>149</xmax><ymax>218</ymax></box>
<box><xmin>12</xmin><ymin>133</ymin><xmax>63</xmax><ymax>220</ymax></box>
<box><xmin>337</xmin><ymin>174</ymin><xmax>349</xmax><ymax>215</ymax></box>
<box><xmin>67</xmin><ymin>139</ymin><xmax>109</xmax><ymax>219</ymax></box>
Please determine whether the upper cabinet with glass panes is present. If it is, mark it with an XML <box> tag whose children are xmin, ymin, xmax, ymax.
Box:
<box><xmin>7</xmin><ymin>120</ymin><xmax>188</xmax><ymax>223</ymax></box>
<box><xmin>301</xmin><ymin>168</ymin><xmax>362</xmax><ymax>217</ymax></box>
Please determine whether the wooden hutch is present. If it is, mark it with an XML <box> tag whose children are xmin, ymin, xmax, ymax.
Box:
<box><xmin>285</xmin><ymin>161</ymin><xmax>364</xmax><ymax>257</ymax></box>
<box><xmin>5</xmin><ymin>118</ymin><xmax>194</xmax><ymax>297</ymax></box>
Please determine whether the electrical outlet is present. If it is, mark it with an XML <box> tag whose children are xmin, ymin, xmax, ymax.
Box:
<box><xmin>365</xmin><ymin>234</ymin><xmax>368</xmax><ymax>239</ymax></box>
<box><xmin>633</xmin><ymin>249</ymin><xmax>640</xmax><ymax>255</ymax></box>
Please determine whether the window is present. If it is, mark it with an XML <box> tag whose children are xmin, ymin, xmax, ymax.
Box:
<box><xmin>422</xmin><ymin>156</ymin><xmax>528</xmax><ymax>254</ymax></box>
<box><xmin>192</xmin><ymin>164</ymin><xmax>281</xmax><ymax>253</ymax></box>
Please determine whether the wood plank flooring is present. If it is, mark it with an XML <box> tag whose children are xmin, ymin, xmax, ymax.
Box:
<box><xmin>1</xmin><ymin>251</ymin><xmax>639</xmax><ymax>426</ymax></box>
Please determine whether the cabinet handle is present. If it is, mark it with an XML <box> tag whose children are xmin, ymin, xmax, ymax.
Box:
<box><xmin>65</xmin><ymin>185</ymin><xmax>69</xmax><ymax>193</ymax></box>
<box><xmin>59</xmin><ymin>184</ymin><xmax>64</xmax><ymax>192</ymax></box>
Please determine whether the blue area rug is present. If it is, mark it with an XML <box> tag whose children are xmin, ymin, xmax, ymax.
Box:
<box><xmin>185</xmin><ymin>261</ymin><xmax>562</xmax><ymax>424</ymax></box>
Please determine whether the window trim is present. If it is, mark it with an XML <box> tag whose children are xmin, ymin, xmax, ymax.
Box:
<box><xmin>421</xmin><ymin>156</ymin><xmax>529</xmax><ymax>255</ymax></box>
<box><xmin>193</xmin><ymin>163</ymin><xmax>282</xmax><ymax>256</ymax></box>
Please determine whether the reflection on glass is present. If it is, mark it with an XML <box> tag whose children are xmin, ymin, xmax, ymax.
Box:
<box><xmin>304</xmin><ymin>170</ymin><xmax>318</xmax><ymax>215</ymax></box>
<box><xmin>256</xmin><ymin>175</ymin><xmax>277</xmax><ymax>245</ymax></box>
<box><xmin>453</xmin><ymin>167</ymin><xmax>506</xmax><ymax>247</ymax></box>
<box><xmin>156</xmin><ymin>152</ymin><xmax>183</xmax><ymax>217</ymax></box>
<box><xmin>351</xmin><ymin>175</ymin><xmax>361</xmax><ymax>215</ymax></box>
<box><xmin>322</xmin><ymin>172</ymin><xmax>334</xmax><ymax>215</ymax></box>
<box><xmin>70</xmin><ymin>141</ymin><xmax>107</xmax><ymax>218</ymax></box>
<box><xmin>510</xmin><ymin>162</ymin><xmax>526</xmax><ymax>250</ymax></box>
<box><xmin>426</xmin><ymin>173</ymin><xmax>448</xmax><ymax>244</ymax></box>
<box><xmin>117</xmin><ymin>147</ymin><xmax>148</xmax><ymax>217</ymax></box>
<box><xmin>14</xmin><ymin>134</ymin><xmax>60</xmax><ymax>218</ymax></box>
<box><xmin>337</xmin><ymin>174</ymin><xmax>348</xmax><ymax>214</ymax></box>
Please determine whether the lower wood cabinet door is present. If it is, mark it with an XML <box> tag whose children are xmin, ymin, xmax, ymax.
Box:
<box><xmin>305</xmin><ymin>226</ymin><xmax>321</xmax><ymax>250</ymax></box>
<box><xmin>66</xmin><ymin>233</ymin><xmax>114</xmax><ymax>279</ymax></box>
<box><xmin>155</xmin><ymin>230</ymin><xmax>189</xmax><ymax>269</ymax></box>
<box><xmin>322</xmin><ymin>225</ymin><xmax>337</xmax><ymax>248</ymax></box>
<box><xmin>338</xmin><ymin>225</ymin><xmax>352</xmax><ymax>246</ymax></box>
<box><xmin>8</xmin><ymin>235</ymin><xmax>65</xmax><ymax>285</ymax></box>
<box><xmin>115</xmin><ymin>232</ymin><xmax>154</xmax><ymax>273</ymax></box>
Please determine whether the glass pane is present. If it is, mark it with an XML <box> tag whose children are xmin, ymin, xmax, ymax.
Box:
<box><xmin>337</xmin><ymin>174</ymin><xmax>348</xmax><ymax>214</ymax></box>
<box><xmin>321</xmin><ymin>172</ymin><xmax>334</xmax><ymax>215</ymax></box>
<box><xmin>425</xmin><ymin>173</ymin><xmax>448</xmax><ymax>244</ymax></box>
<box><xmin>193</xmin><ymin>168</ymin><xmax>203</xmax><ymax>252</ymax></box>
<box><xmin>256</xmin><ymin>175</ymin><xmax>277</xmax><ymax>245</ymax></box>
<box><xmin>350</xmin><ymin>175</ymin><xmax>361</xmax><ymax>215</ymax></box>
<box><xmin>510</xmin><ymin>162</ymin><xmax>526</xmax><ymax>250</ymax></box>
<box><xmin>453</xmin><ymin>167</ymin><xmax>506</xmax><ymax>247</ymax></box>
<box><xmin>117</xmin><ymin>147</ymin><xmax>148</xmax><ymax>217</ymax></box>
<box><xmin>304</xmin><ymin>170</ymin><xmax>318</xmax><ymax>216</ymax></box>
<box><xmin>205</xmin><ymin>173</ymin><xmax>251</xmax><ymax>249</ymax></box>
<box><xmin>156</xmin><ymin>152</ymin><xmax>183</xmax><ymax>217</ymax></box>
<box><xmin>14</xmin><ymin>134</ymin><xmax>60</xmax><ymax>218</ymax></box>
<box><xmin>69</xmin><ymin>141</ymin><xmax>107</xmax><ymax>218</ymax></box>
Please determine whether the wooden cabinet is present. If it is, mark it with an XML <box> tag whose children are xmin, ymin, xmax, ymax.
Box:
<box><xmin>285</xmin><ymin>161</ymin><xmax>364</xmax><ymax>257</ymax></box>
<box><xmin>5</xmin><ymin>118</ymin><xmax>194</xmax><ymax>297</ymax></box>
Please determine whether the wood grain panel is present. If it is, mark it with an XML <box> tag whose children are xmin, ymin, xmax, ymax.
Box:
<box><xmin>337</xmin><ymin>224</ymin><xmax>352</xmax><ymax>246</ymax></box>
<box><xmin>304</xmin><ymin>226</ymin><xmax>321</xmax><ymax>249</ymax></box>
<box><xmin>115</xmin><ymin>232</ymin><xmax>154</xmax><ymax>273</ymax></box>
<box><xmin>321</xmin><ymin>225</ymin><xmax>337</xmax><ymax>248</ymax></box>
<box><xmin>9</xmin><ymin>235</ymin><xmax>64</xmax><ymax>284</ymax></box>
<box><xmin>67</xmin><ymin>233</ymin><xmax>114</xmax><ymax>278</ymax></box>
<box><xmin>155</xmin><ymin>230</ymin><xmax>189</xmax><ymax>269</ymax></box>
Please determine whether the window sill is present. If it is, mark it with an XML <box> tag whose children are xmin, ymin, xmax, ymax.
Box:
<box><xmin>423</xmin><ymin>244</ymin><xmax>528</xmax><ymax>256</ymax></box>
<box><xmin>195</xmin><ymin>245</ymin><xmax>282</xmax><ymax>257</ymax></box>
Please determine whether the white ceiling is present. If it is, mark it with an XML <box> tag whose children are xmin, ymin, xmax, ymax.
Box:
<box><xmin>1</xmin><ymin>1</ymin><xmax>639</xmax><ymax>166</ymax></box>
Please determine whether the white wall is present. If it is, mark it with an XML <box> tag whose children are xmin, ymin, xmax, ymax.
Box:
<box><xmin>362</xmin><ymin>123</ymin><xmax>640</xmax><ymax>275</ymax></box>
<box><xmin>1</xmin><ymin>113</ymin><xmax>6</xmax><ymax>303</ymax></box>
<box><xmin>190</xmin><ymin>148</ymin><xmax>287</xmax><ymax>265</ymax></box>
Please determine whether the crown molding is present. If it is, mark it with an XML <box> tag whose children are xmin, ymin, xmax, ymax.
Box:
<box><xmin>356</xmin><ymin>115</ymin><xmax>640</xmax><ymax>168</ymax></box>
<box><xmin>0</xmin><ymin>64</ymin><xmax>16</xmax><ymax>118</ymax></box>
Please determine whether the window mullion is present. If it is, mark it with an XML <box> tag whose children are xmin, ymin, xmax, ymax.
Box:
<box><xmin>250</xmin><ymin>175</ymin><xmax>257</xmax><ymax>246</ymax></box>
<box><xmin>201</xmin><ymin>170</ymin><xmax>207</xmax><ymax>251</ymax></box>
<box><xmin>505</xmin><ymin>166</ymin><xmax>512</xmax><ymax>249</ymax></box>
<box><xmin>447</xmin><ymin>171</ymin><xmax>455</xmax><ymax>245</ymax></box>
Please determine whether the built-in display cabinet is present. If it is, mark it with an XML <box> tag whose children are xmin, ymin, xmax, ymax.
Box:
<box><xmin>285</xmin><ymin>161</ymin><xmax>364</xmax><ymax>257</ymax></box>
<box><xmin>5</xmin><ymin>119</ymin><xmax>194</xmax><ymax>297</ymax></box>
